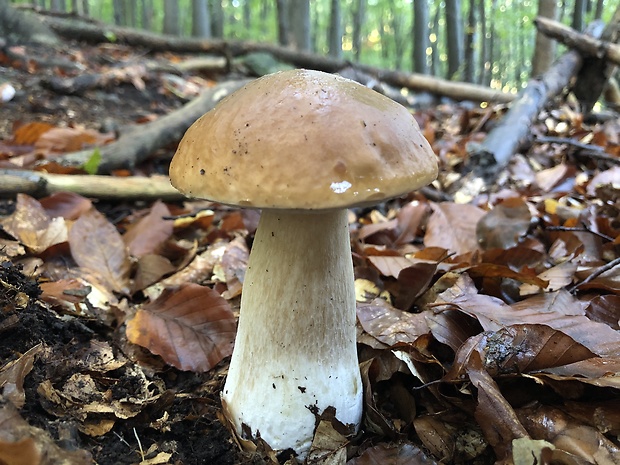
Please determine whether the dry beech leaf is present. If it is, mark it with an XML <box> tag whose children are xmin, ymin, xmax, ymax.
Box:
<box><xmin>445</xmin><ymin>324</ymin><xmax>596</xmax><ymax>380</ymax></box>
<box><xmin>348</xmin><ymin>442</ymin><xmax>437</xmax><ymax>465</ymax></box>
<box><xmin>39</xmin><ymin>191</ymin><xmax>93</xmax><ymax>220</ymax></box>
<box><xmin>68</xmin><ymin>207</ymin><xmax>131</xmax><ymax>295</ymax></box>
<box><xmin>436</xmin><ymin>274</ymin><xmax>620</xmax><ymax>358</ymax></box>
<box><xmin>537</xmin><ymin>357</ymin><xmax>620</xmax><ymax>388</ymax></box>
<box><xmin>123</xmin><ymin>200</ymin><xmax>173</xmax><ymax>258</ymax></box>
<box><xmin>424</xmin><ymin>202</ymin><xmax>485</xmax><ymax>256</ymax></box>
<box><xmin>517</xmin><ymin>404</ymin><xmax>620</xmax><ymax>463</ymax></box>
<box><xmin>476</xmin><ymin>197</ymin><xmax>531</xmax><ymax>250</ymax></box>
<box><xmin>367</xmin><ymin>255</ymin><xmax>414</xmax><ymax>279</ymax></box>
<box><xmin>0</xmin><ymin>344</ymin><xmax>43</xmax><ymax>409</ymax></box>
<box><xmin>356</xmin><ymin>298</ymin><xmax>430</xmax><ymax>347</ymax></box>
<box><xmin>0</xmin><ymin>194</ymin><xmax>68</xmax><ymax>254</ymax></box>
<box><xmin>126</xmin><ymin>283</ymin><xmax>236</xmax><ymax>372</ymax></box>
<box><xmin>466</xmin><ymin>352</ymin><xmax>528</xmax><ymax>460</ymax></box>
<box><xmin>586</xmin><ymin>294</ymin><xmax>620</xmax><ymax>329</ymax></box>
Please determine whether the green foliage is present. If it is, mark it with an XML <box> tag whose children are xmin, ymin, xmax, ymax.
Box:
<box><xmin>11</xmin><ymin>0</ymin><xmax>620</xmax><ymax>90</ymax></box>
<box><xmin>83</xmin><ymin>148</ymin><xmax>101</xmax><ymax>175</ymax></box>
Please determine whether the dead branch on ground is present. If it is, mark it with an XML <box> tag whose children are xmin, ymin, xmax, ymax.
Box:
<box><xmin>54</xmin><ymin>79</ymin><xmax>250</xmax><ymax>173</ymax></box>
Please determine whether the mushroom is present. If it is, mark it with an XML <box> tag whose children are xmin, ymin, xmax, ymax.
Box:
<box><xmin>168</xmin><ymin>69</ymin><xmax>438</xmax><ymax>458</ymax></box>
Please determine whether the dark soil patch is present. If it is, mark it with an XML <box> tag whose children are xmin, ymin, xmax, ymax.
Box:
<box><xmin>0</xmin><ymin>262</ymin><xmax>256</xmax><ymax>465</ymax></box>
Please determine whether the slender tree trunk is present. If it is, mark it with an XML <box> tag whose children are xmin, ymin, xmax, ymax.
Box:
<box><xmin>413</xmin><ymin>0</ymin><xmax>430</xmax><ymax>74</ymax></box>
<box><xmin>445</xmin><ymin>0</ymin><xmax>464</xmax><ymax>79</ymax></box>
<box><xmin>379</xmin><ymin>12</ymin><xmax>389</xmax><ymax>60</ymax></box>
<box><xmin>488</xmin><ymin>0</ymin><xmax>498</xmax><ymax>85</ymax></box>
<box><xmin>352</xmin><ymin>0</ymin><xmax>366</xmax><ymax>62</ymax></box>
<box><xmin>594</xmin><ymin>0</ymin><xmax>604</xmax><ymax>19</ymax></box>
<box><xmin>328</xmin><ymin>0</ymin><xmax>342</xmax><ymax>58</ymax></box>
<box><xmin>141</xmin><ymin>0</ymin><xmax>153</xmax><ymax>30</ymax></box>
<box><xmin>389</xmin><ymin>0</ymin><xmax>405</xmax><ymax>70</ymax></box>
<box><xmin>192</xmin><ymin>0</ymin><xmax>211</xmax><ymax>38</ymax></box>
<box><xmin>532</xmin><ymin>0</ymin><xmax>558</xmax><ymax>76</ymax></box>
<box><xmin>289</xmin><ymin>0</ymin><xmax>311</xmax><ymax>51</ymax></box>
<box><xmin>243</xmin><ymin>0</ymin><xmax>251</xmax><ymax>29</ymax></box>
<box><xmin>430</xmin><ymin>5</ymin><xmax>441</xmax><ymax>76</ymax></box>
<box><xmin>50</xmin><ymin>0</ymin><xmax>65</xmax><ymax>12</ymax></box>
<box><xmin>126</xmin><ymin>2</ymin><xmax>137</xmax><ymax>28</ymax></box>
<box><xmin>464</xmin><ymin>0</ymin><xmax>476</xmax><ymax>82</ymax></box>
<box><xmin>572</xmin><ymin>0</ymin><xmax>586</xmax><ymax>31</ymax></box>
<box><xmin>163</xmin><ymin>0</ymin><xmax>180</xmax><ymax>36</ymax></box>
<box><xmin>210</xmin><ymin>0</ymin><xmax>224</xmax><ymax>38</ymax></box>
<box><xmin>112</xmin><ymin>0</ymin><xmax>124</xmax><ymax>26</ymax></box>
<box><xmin>276</xmin><ymin>0</ymin><xmax>290</xmax><ymax>46</ymax></box>
<box><xmin>478</xmin><ymin>0</ymin><xmax>487</xmax><ymax>84</ymax></box>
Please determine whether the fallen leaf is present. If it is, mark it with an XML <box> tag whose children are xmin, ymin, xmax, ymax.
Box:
<box><xmin>357</xmin><ymin>298</ymin><xmax>430</xmax><ymax>346</ymax></box>
<box><xmin>123</xmin><ymin>200</ymin><xmax>173</xmax><ymax>258</ymax></box>
<box><xmin>424</xmin><ymin>202</ymin><xmax>485</xmax><ymax>255</ymax></box>
<box><xmin>68</xmin><ymin>207</ymin><xmax>131</xmax><ymax>295</ymax></box>
<box><xmin>348</xmin><ymin>442</ymin><xmax>437</xmax><ymax>465</ymax></box>
<box><xmin>476</xmin><ymin>197</ymin><xmax>532</xmax><ymax>250</ymax></box>
<box><xmin>126</xmin><ymin>284</ymin><xmax>236</xmax><ymax>372</ymax></box>
<box><xmin>0</xmin><ymin>344</ymin><xmax>43</xmax><ymax>408</ymax></box>
<box><xmin>39</xmin><ymin>191</ymin><xmax>93</xmax><ymax>220</ymax></box>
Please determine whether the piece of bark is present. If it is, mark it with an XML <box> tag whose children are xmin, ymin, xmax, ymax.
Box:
<box><xmin>41</xmin><ymin>14</ymin><xmax>513</xmax><ymax>104</ymax></box>
<box><xmin>0</xmin><ymin>170</ymin><xmax>183</xmax><ymax>200</ymax></box>
<box><xmin>450</xmin><ymin>22</ymin><xmax>606</xmax><ymax>201</ymax></box>
<box><xmin>54</xmin><ymin>79</ymin><xmax>250</xmax><ymax>173</ymax></box>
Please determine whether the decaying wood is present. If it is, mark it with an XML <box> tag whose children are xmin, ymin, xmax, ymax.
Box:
<box><xmin>41</xmin><ymin>14</ymin><xmax>513</xmax><ymax>104</ymax></box>
<box><xmin>450</xmin><ymin>22</ymin><xmax>606</xmax><ymax>201</ymax></box>
<box><xmin>0</xmin><ymin>170</ymin><xmax>183</xmax><ymax>200</ymax></box>
<box><xmin>534</xmin><ymin>16</ymin><xmax>620</xmax><ymax>66</ymax></box>
<box><xmin>54</xmin><ymin>79</ymin><xmax>250</xmax><ymax>173</ymax></box>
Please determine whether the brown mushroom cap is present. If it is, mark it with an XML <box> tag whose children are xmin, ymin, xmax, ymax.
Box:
<box><xmin>169</xmin><ymin>69</ymin><xmax>438</xmax><ymax>210</ymax></box>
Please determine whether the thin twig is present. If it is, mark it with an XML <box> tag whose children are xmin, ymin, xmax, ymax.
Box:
<box><xmin>569</xmin><ymin>256</ymin><xmax>620</xmax><ymax>293</ymax></box>
<box><xmin>545</xmin><ymin>225</ymin><xmax>615</xmax><ymax>242</ymax></box>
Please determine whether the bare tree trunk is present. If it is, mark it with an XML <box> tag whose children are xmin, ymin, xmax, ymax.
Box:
<box><xmin>478</xmin><ymin>0</ymin><xmax>487</xmax><ymax>84</ymax></box>
<box><xmin>289</xmin><ymin>0</ymin><xmax>311</xmax><ymax>51</ymax></box>
<box><xmin>210</xmin><ymin>0</ymin><xmax>224</xmax><ymax>38</ymax></box>
<box><xmin>50</xmin><ymin>0</ymin><xmax>65</xmax><ymax>12</ymax></box>
<box><xmin>572</xmin><ymin>0</ymin><xmax>586</xmax><ymax>31</ymax></box>
<box><xmin>276</xmin><ymin>0</ymin><xmax>290</xmax><ymax>46</ymax></box>
<box><xmin>352</xmin><ymin>0</ymin><xmax>366</xmax><ymax>62</ymax></box>
<box><xmin>413</xmin><ymin>0</ymin><xmax>430</xmax><ymax>74</ymax></box>
<box><xmin>464</xmin><ymin>0</ymin><xmax>476</xmax><ymax>82</ymax></box>
<box><xmin>192</xmin><ymin>0</ymin><xmax>211</xmax><ymax>38</ymax></box>
<box><xmin>243</xmin><ymin>0</ymin><xmax>251</xmax><ymax>29</ymax></box>
<box><xmin>594</xmin><ymin>0</ymin><xmax>604</xmax><ymax>20</ymax></box>
<box><xmin>328</xmin><ymin>0</ymin><xmax>342</xmax><ymax>58</ymax></box>
<box><xmin>532</xmin><ymin>0</ymin><xmax>558</xmax><ymax>77</ymax></box>
<box><xmin>113</xmin><ymin>0</ymin><xmax>124</xmax><ymax>26</ymax></box>
<box><xmin>445</xmin><ymin>0</ymin><xmax>464</xmax><ymax>79</ymax></box>
<box><xmin>141</xmin><ymin>0</ymin><xmax>153</xmax><ymax>30</ymax></box>
<box><xmin>163</xmin><ymin>0</ymin><xmax>180</xmax><ymax>36</ymax></box>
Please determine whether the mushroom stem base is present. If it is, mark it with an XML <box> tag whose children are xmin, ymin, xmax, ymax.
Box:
<box><xmin>221</xmin><ymin>209</ymin><xmax>362</xmax><ymax>458</ymax></box>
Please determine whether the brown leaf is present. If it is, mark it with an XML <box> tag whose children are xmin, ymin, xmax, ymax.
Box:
<box><xmin>348</xmin><ymin>442</ymin><xmax>437</xmax><ymax>465</ymax></box>
<box><xmin>0</xmin><ymin>194</ymin><xmax>68</xmax><ymax>254</ymax></box>
<box><xmin>126</xmin><ymin>284</ymin><xmax>236</xmax><ymax>372</ymax></box>
<box><xmin>132</xmin><ymin>254</ymin><xmax>176</xmax><ymax>293</ymax></box>
<box><xmin>68</xmin><ymin>208</ymin><xmax>131</xmax><ymax>295</ymax></box>
<box><xmin>586</xmin><ymin>294</ymin><xmax>620</xmax><ymax>329</ymax></box>
<box><xmin>476</xmin><ymin>197</ymin><xmax>531</xmax><ymax>250</ymax></box>
<box><xmin>0</xmin><ymin>344</ymin><xmax>43</xmax><ymax>408</ymax></box>
<box><xmin>424</xmin><ymin>202</ymin><xmax>485</xmax><ymax>255</ymax></box>
<box><xmin>436</xmin><ymin>275</ymin><xmax>620</xmax><ymax>357</ymax></box>
<box><xmin>367</xmin><ymin>255</ymin><xmax>414</xmax><ymax>279</ymax></box>
<box><xmin>356</xmin><ymin>299</ymin><xmax>430</xmax><ymax>346</ymax></box>
<box><xmin>123</xmin><ymin>200</ymin><xmax>173</xmax><ymax>258</ymax></box>
<box><xmin>39</xmin><ymin>191</ymin><xmax>93</xmax><ymax>220</ymax></box>
<box><xmin>537</xmin><ymin>357</ymin><xmax>620</xmax><ymax>388</ymax></box>
<box><xmin>467</xmin><ymin>352</ymin><xmax>529</xmax><ymax>460</ymax></box>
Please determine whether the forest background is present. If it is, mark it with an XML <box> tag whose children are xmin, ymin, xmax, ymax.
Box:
<box><xmin>14</xmin><ymin>0</ymin><xmax>620</xmax><ymax>94</ymax></box>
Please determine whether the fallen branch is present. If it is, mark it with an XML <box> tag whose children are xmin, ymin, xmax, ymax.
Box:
<box><xmin>0</xmin><ymin>170</ymin><xmax>182</xmax><ymax>200</ymax></box>
<box><xmin>54</xmin><ymin>78</ymin><xmax>250</xmax><ymax>173</ymax></box>
<box><xmin>450</xmin><ymin>21</ymin><xmax>606</xmax><ymax>201</ymax></box>
<box><xmin>40</xmin><ymin>14</ymin><xmax>513</xmax><ymax>103</ymax></box>
<box><xmin>534</xmin><ymin>16</ymin><xmax>620</xmax><ymax>66</ymax></box>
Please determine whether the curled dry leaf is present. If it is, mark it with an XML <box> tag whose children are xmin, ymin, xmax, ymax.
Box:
<box><xmin>126</xmin><ymin>283</ymin><xmax>236</xmax><ymax>372</ymax></box>
<box><xmin>0</xmin><ymin>194</ymin><xmax>68</xmax><ymax>254</ymax></box>
<box><xmin>123</xmin><ymin>200</ymin><xmax>174</xmax><ymax>258</ymax></box>
<box><xmin>68</xmin><ymin>207</ymin><xmax>131</xmax><ymax>295</ymax></box>
<box><xmin>0</xmin><ymin>344</ymin><xmax>43</xmax><ymax>408</ymax></box>
<box><xmin>476</xmin><ymin>197</ymin><xmax>532</xmax><ymax>250</ymax></box>
<box><xmin>348</xmin><ymin>442</ymin><xmax>437</xmax><ymax>465</ymax></box>
<box><xmin>424</xmin><ymin>202</ymin><xmax>485</xmax><ymax>256</ymax></box>
<box><xmin>356</xmin><ymin>298</ymin><xmax>431</xmax><ymax>347</ymax></box>
<box><xmin>39</xmin><ymin>191</ymin><xmax>93</xmax><ymax>220</ymax></box>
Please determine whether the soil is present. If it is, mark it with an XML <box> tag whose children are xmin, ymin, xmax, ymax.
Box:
<box><xmin>0</xmin><ymin>261</ymin><xmax>258</xmax><ymax>465</ymax></box>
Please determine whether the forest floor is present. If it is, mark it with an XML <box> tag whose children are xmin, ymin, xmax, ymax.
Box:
<box><xmin>1</xmin><ymin>31</ymin><xmax>620</xmax><ymax>465</ymax></box>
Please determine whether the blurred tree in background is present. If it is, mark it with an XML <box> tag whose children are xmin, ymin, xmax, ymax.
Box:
<box><xmin>19</xmin><ymin>0</ymin><xmax>619</xmax><ymax>91</ymax></box>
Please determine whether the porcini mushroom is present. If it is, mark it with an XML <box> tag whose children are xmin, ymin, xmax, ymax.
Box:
<box><xmin>169</xmin><ymin>69</ymin><xmax>438</xmax><ymax>458</ymax></box>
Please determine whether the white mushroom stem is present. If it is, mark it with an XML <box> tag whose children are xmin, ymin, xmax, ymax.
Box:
<box><xmin>222</xmin><ymin>209</ymin><xmax>363</xmax><ymax>458</ymax></box>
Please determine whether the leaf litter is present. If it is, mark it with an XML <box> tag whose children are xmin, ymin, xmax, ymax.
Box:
<box><xmin>0</xmin><ymin>42</ymin><xmax>619</xmax><ymax>465</ymax></box>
